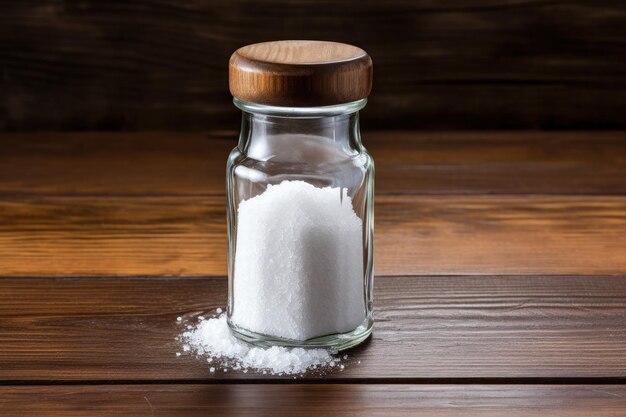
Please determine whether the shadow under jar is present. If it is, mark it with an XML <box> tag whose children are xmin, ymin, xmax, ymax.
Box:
<box><xmin>226</xmin><ymin>41</ymin><xmax>374</xmax><ymax>350</ymax></box>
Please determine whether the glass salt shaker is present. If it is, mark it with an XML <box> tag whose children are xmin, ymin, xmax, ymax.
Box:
<box><xmin>226</xmin><ymin>41</ymin><xmax>374</xmax><ymax>350</ymax></box>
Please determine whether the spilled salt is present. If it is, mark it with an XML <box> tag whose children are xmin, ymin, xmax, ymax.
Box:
<box><xmin>180</xmin><ymin>313</ymin><xmax>347</xmax><ymax>375</ymax></box>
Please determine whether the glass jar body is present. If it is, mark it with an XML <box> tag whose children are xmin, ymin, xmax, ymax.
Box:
<box><xmin>226</xmin><ymin>99</ymin><xmax>374</xmax><ymax>350</ymax></box>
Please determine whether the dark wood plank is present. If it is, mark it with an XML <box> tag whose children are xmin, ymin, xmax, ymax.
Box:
<box><xmin>1</xmin><ymin>195</ymin><xmax>625</xmax><ymax>277</ymax></box>
<box><xmin>2</xmin><ymin>385</ymin><xmax>625</xmax><ymax>416</ymax></box>
<box><xmin>371</xmin><ymin>131</ymin><xmax>626</xmax><ymax>196</ymax></box>
<box><xmin>1</xmin><ymin>132</ymin><xmax>625</xmax><ymax>197</ymax></box>
<box><xmin>1</xmin><ymin>1</ymin><xmax>625</xmax><ymax>130</ymax></box>
<box><xmin>0</xmin><ymin>132</ymin><xmax>232</xmax><ymax>197</ymax></box>
<box><xmin>0</xmin><ymin>275</ymin><xmax>624</xmax><ymax>381</ymax></box>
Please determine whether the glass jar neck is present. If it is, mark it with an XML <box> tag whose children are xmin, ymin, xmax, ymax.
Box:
<box><xmin>235</xmin><ymin>99</ymin><xmax>366</xmax><ymax>162</ymax></box>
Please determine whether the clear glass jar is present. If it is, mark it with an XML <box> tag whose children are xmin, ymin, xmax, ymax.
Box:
<box><xmin>226</xmin><ymin>98</ymin><xmax>374</xmax><ymax>350</ymax></box>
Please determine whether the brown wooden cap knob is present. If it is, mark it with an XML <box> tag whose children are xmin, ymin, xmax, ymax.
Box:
<box><xmin>229</xmin><ymin>40</ymin><xmax>372</xmax><ymax>107</ymax></box>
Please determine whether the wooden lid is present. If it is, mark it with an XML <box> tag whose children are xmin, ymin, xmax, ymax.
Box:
<box><xmin>229</xmin><ymin>40</ymin><xmax>372</xmax><ymax>107</ymax></box>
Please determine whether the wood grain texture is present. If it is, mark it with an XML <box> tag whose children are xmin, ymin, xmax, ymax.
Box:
<box><xmin>0</xmin><ymin>132</ymin><xmax>624</xmax><ymax>410</ymax></box>
<box><xmin>2</xmin><ymin>385</ymin><xmax>626</xmax><ymax>416</ymax></box>
<box><xmin>0</xmin><ymin>197</ymin><xmax>224</xmax><ymax>277</ymax></box>
<box><xmin>376</xmin><ymin>195</ymin><xmax>626</xmax><ymax>276</ymax></box>
<box><xmin>1</xmin><ymin>1</ymin><xmax>625</xmax><ymax>130</ymax></box>
<box><xmin>1</xmin><ymin>195</ymin><xmax>625</xmax><ymax>277</ymax></box>
<box><xmin>0</xmin><ymin>276</ymin><xmax>624</xmax><ymax>381</ymax></box>
<box><xmin>230</xmin><ymin>40</ymin><xmax>372</xmax><ymax>106</ymax></box>
<box><xmin>1</xmin><ymin>131</ymin><xmax>625</xmax><ymax>197</ymax></box>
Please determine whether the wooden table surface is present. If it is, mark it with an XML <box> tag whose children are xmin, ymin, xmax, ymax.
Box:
<box><xmin>1</xmin><ymin>131</ymin><xmax>625</xmax><ymax>416</ymax></box>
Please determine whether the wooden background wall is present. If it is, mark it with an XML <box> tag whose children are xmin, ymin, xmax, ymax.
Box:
<box><xmin>1</xmin><ymin>0</ymin><xmax>625</xmax><ymax>131</ymax></box>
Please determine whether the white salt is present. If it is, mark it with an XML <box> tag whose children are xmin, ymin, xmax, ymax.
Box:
<box><xmin>181</xmin><ymin>314</ymin><xmax>342</xmax><ymax>375</ymax></box>
<box><xmin>231</xmin><ymin>180</ymin><xmax>365</xmax><ymax>341</ymax></box>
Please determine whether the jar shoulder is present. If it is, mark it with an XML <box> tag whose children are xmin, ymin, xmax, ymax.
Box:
<box><xmin>227</xmin><ymin>146</ymin><xmax>374</xmax><ymax>172</ymax></box>
<box><xmin>227</xmin><ymin>145</ymin><xmax>373</xmax><ymax>195</ymax></box>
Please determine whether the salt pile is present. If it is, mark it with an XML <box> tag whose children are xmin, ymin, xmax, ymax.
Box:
<box><xmin>179</xmin><ymin>313</ymin><xmax>347</xmax><ymax>375</ymax></box>
<box><xmin>232</xmin><ymin>180</ymin><xmax>365</xmax><ymax>341</ymax></box>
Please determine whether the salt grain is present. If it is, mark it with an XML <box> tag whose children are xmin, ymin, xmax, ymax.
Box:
<box><xmin>231</xmin><ymin>181</ymin><xmax>365</xmax><ymax>341</ymax></box>
<box><xmin>180</xmin><ymin>314</ymin><xmax>341</xmax><ymax>375</ymax></box>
